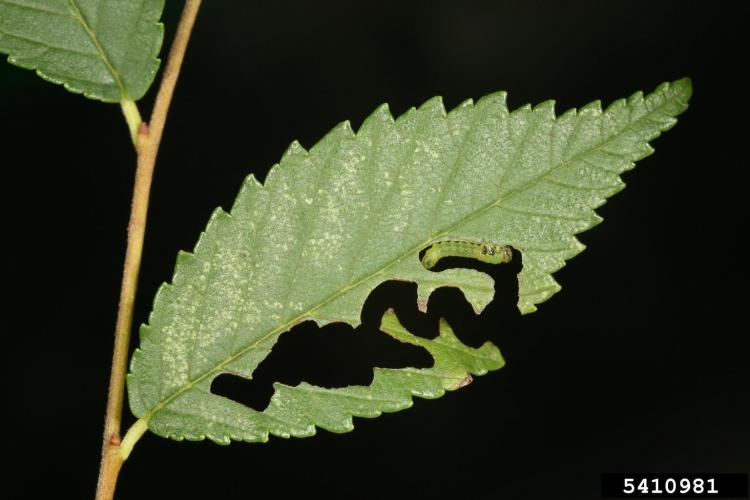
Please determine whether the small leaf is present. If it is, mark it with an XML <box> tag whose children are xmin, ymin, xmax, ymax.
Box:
<box><xmin>0</xmin><ymin>0</ymin><xmax>164</xmax><ymax>102</ymax></box>
<box><xmin>128</xmin><ymin>80</ymin><xmax>691</xmax><ymax>443</ymax></box>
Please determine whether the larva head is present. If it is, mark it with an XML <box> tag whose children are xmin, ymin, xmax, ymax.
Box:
<box><xmin>486</xmin><ymin>244</ymin><xmax>513</xmax><ymax>264</ymax></box>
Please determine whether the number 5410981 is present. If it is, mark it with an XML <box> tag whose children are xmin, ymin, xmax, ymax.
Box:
<box><xmin>623</xmin><ymin>477</ymin><xmax>719</xmax><ymax>495</ymax></box>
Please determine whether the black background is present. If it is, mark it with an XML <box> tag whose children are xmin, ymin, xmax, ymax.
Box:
<box><xmin>1</xmin><ymin>1</ymin><xmax>748</xmax><ymax>499</ymax></box>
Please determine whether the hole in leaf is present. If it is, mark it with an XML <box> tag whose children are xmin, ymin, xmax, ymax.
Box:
<box><xmin>361</xmin><ymin>280</ymin><xmax>436</xmax><ymax>339</ymax></box>
<box><xmin>211</xmin><ymin>250</ymin><xmax>522</xmax><ymax>412</ymax></box>
<box><xmin>211</xmin><ymin>316</ymin><xmax>433</xmax><ymax>412</ymax></box>
<box><xmin>419</xmin><ymin>248</ymin><xmax>523</xmax><ymax>348</ymax></box>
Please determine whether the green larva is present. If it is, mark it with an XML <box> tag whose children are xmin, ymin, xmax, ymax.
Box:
<box><xmin>421</xmin><ymin>240</ymin><xmax>513</xmax><ymax>269</ymax></box>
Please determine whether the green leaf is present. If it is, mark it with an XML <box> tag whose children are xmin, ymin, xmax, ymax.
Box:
<box><xmin>128</xmin><ymin>79</ymin><xmax>691</xmax><ymax>443</ymax></box>
<box><xmin>0</xmin><ymin>0</ymin><xmax>164</xmax><ymax>102</ymax></box>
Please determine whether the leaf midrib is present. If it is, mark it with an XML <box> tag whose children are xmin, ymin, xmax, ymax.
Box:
<box><xmin>66</xmin><ymin>0</ymin><xmax>128</xmax><ymax>98</ymax></box>
<box><xmin>141</xmin><ymin>92</ymin><xmax>675</xmax><ymax>423</ymax></box>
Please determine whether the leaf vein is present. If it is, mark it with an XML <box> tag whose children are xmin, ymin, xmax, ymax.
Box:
<box><xmin>66</xmin><ymin>0</ymin><xmax>128</xmax><ymax>98</ymax></box>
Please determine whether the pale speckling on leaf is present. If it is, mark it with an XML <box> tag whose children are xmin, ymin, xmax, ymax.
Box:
<box><xmin>127</xmin><ymin>78</ymin><xmax>691</xmax><ymax>444</ymax></box>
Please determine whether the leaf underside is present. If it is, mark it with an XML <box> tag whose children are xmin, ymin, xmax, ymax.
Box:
<box><xmin>128</xmin><ymin>79</ymin><xmax>691</xmax><ymax>444</ymax></box>
<box><xmin>0</xmin><ymin>0</ymin><xmax>164</xmax><ymax>102</ymax></box>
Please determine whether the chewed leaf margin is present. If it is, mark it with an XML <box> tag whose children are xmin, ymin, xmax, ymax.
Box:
<box><xmin>146</xmin><ymin>311</ymin><xmax>504</xmax><ymax>444</ymax></box>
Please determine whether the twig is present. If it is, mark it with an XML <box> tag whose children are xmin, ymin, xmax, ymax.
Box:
<box><xmin>95</xmin><ymin>1</ymin><xmax>203</xmax><ymax>499</ymax></box>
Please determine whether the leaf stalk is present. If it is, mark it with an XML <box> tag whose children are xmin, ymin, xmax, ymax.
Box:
<box><xmin>95</xmin><ymin>1</ymin><xmax>203</xmax><ymax>499</ymax></box>
<box><xmin>119</xmin><ymin>99</ymin><xmax>142</xmax><ymax>145</ymax></box>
